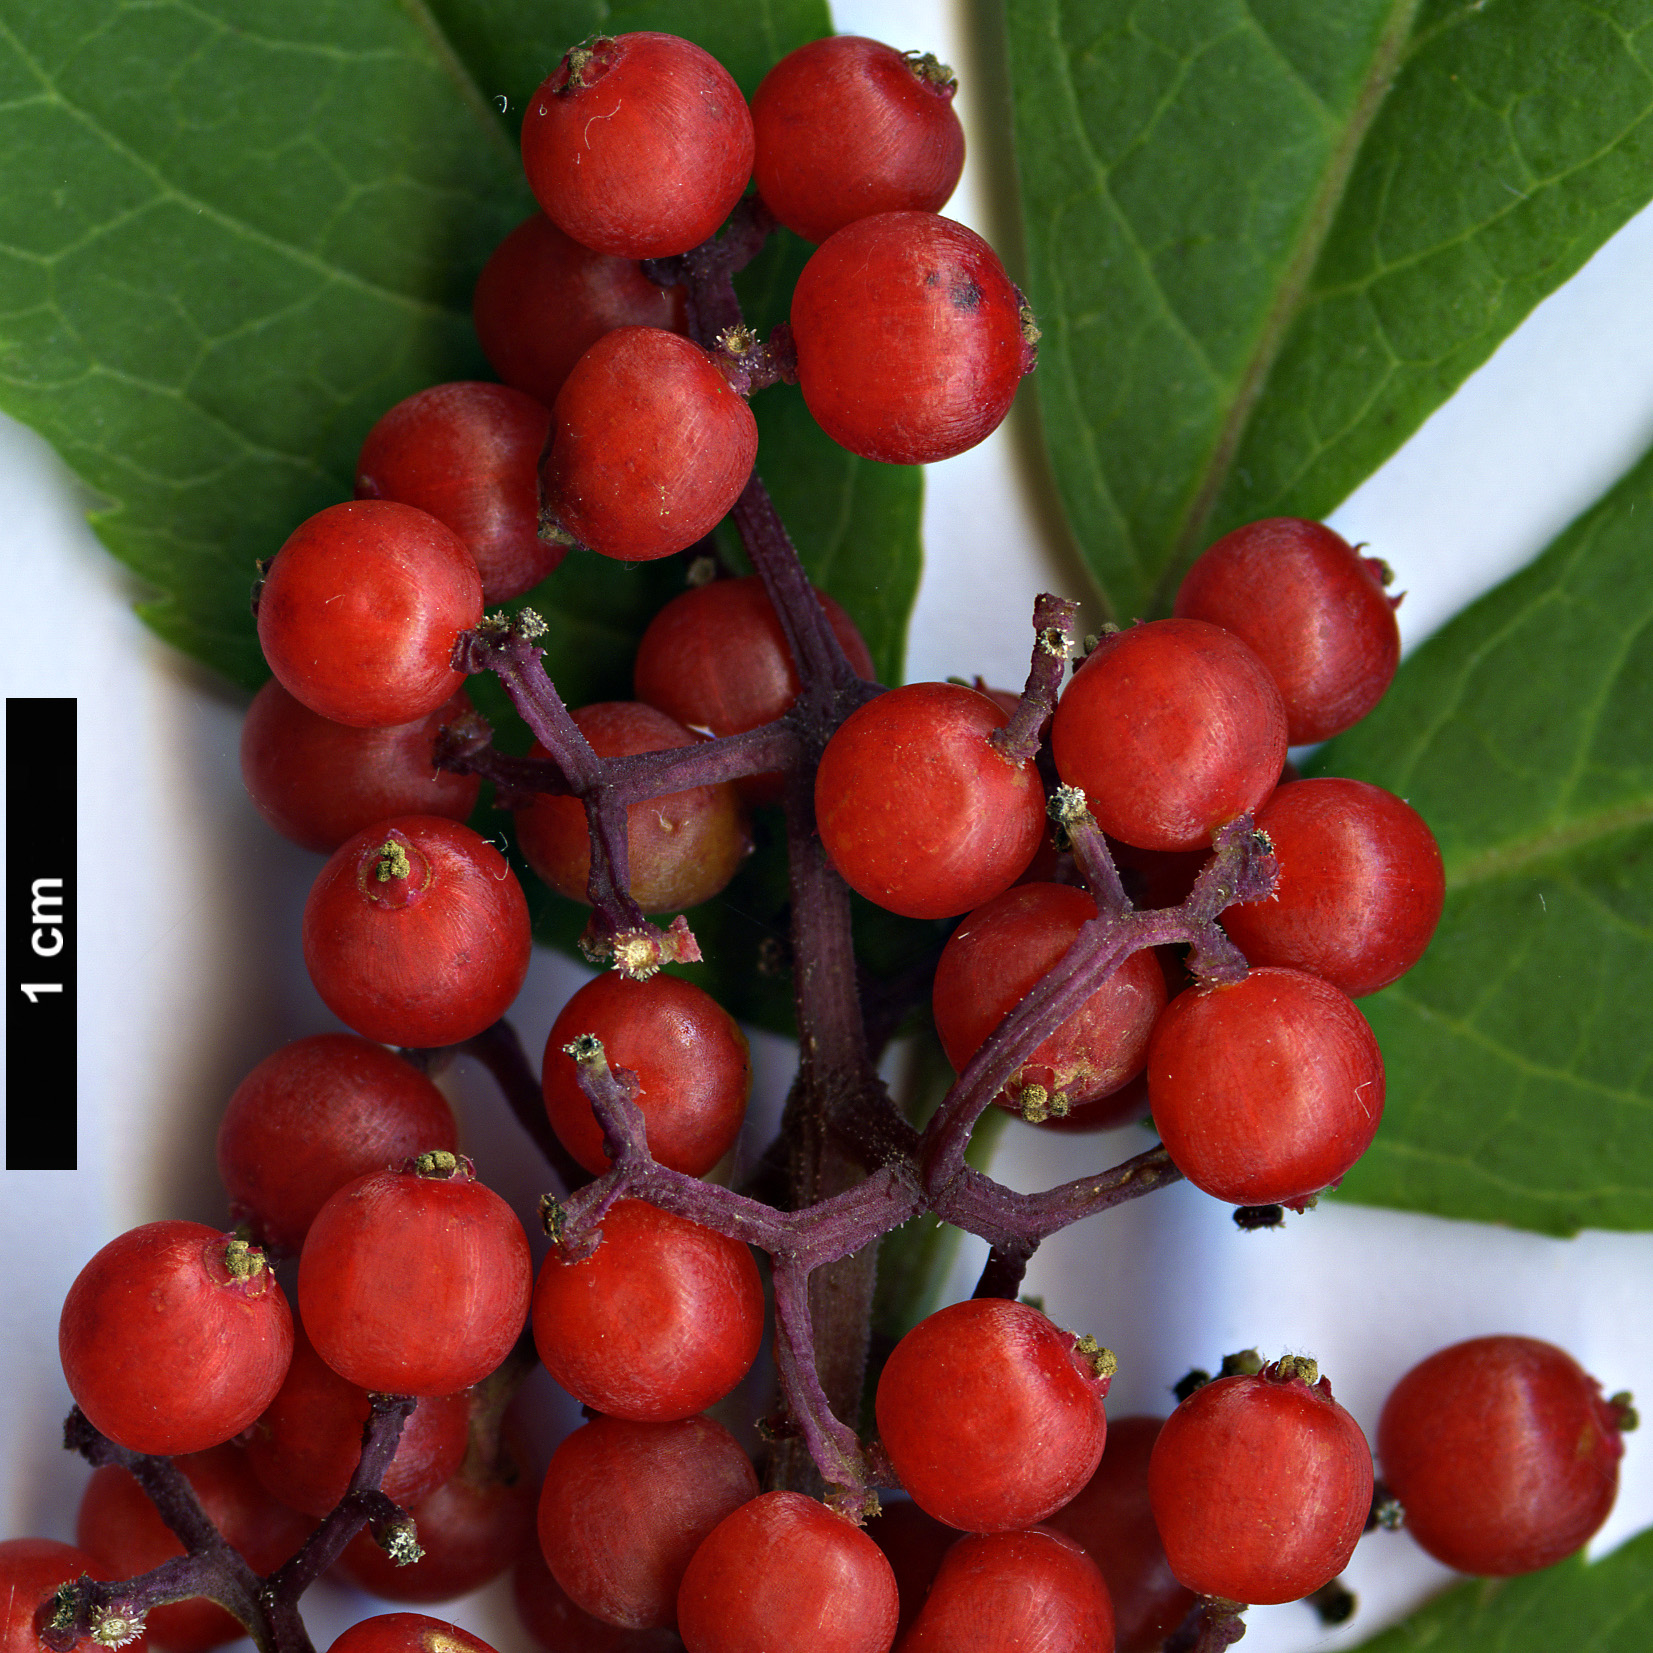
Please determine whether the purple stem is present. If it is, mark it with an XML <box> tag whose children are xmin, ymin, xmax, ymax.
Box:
<box><xmin>452</xmin><ymin>620</ymin><xmax>701</xmax><ymax>973</ymax></box>
<box><xmin>1165</xmin><ymin>1601</ymin><xmax>1249</xmax><ymax>1652</ymax></box>
<box><xmin>971</xmin><ymin>1241</ymin><xmax>1037</xmax><ymax>1301</ymax></box>
<box><xmin>441</xmin><ymin>719</ymin><xmax>804</xmax><ymax>806</ymax></box>
<box><xmin>458</xmin><ymin>1019</ymin><xmax>590</xmax><ymax>1195</ymax></box>
<box><xmin>729</xmin><ymin>475</ymin><xmax>877</xmax><ymax>711</ymax></box>
<box><xmin>713</xmin><ymin>324</ymin><xmax>798</xmax><ymax>396</ymax></box>
<box><xmin>1049</xmin><ymin>786</ymin><xmax>1130</xmax><ymax>918</ymax></box>
<box><xmin>48</xmin><ymin>1399</ymin><xmax>417</xmax><ymax>1653</ymax></box>
<box><xmin>939</xmin><ymin>1146</ymin><xmax>1184</xmax><ymax>1248</ymax></box>
<box><xmin>990</xmin><ymin>593</ymin><xmax>1077</xmax><ymax>765</ymax></box>
<box><xmin>919</xmin><ymin>818</ymin><xmax>1276</xmax><ymax>1193</ymax></box>
<box><xmin>553</xmin><ymin>1037</ymin><xmax>921</xmax><ymax>1503</ymax></box>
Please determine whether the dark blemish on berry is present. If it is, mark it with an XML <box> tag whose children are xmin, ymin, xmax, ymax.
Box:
<box><xmin>950</xmin><ymin>276</ymin><xmax>982</xmax><ymax>311</ymax></box>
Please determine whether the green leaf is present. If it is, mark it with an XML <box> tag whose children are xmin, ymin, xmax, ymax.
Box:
<box><xmin>1005</xmin><ymin>0</ymin><xmax>1653</xmax><ymax>620</ymax></box>
<box><xmin>425</xmin><ymin>0</ymin><xmax>828</xmax><ymax>117</ymax></box>
<box><xmin>1315</xmin><ymin>436</ymin><xmax>1653</xmax><ymax>1235</ymax></box>
<box><xmin>0</xmin><ymin>0</ymin><xmax>533</xmax><ymax>686</ymax></box>
<box><xmin>0</xmin><ymin>0</ymin><xmax>928</xmax><ymax>1010</ymax></box>
<box><xmin>1352</xmin><ymin>1528</ymin><xmax>1653</xmax><ymax>1651</ymax></box>
<box><xmin>0</xmin><ymin>0</ymin><xmax>920</xmax><ymax>695</ymax></box>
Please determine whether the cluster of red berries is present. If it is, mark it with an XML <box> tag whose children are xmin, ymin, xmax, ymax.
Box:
<box><xmin>14</xmin><ymin>26</ymin><xmax>1638</xmax><ymax>1653</ymax></box>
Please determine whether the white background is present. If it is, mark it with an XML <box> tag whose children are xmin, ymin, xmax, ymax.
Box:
<box><xmin>4</xmin><ymin>0</ymin><xmax>1653</xmax><ymax>1648</ymax></box>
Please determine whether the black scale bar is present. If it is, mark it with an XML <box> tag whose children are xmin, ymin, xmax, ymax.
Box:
<box><xmin>6</xmin><ymin>697</ymin><xmax>76</xmax><ymax>1168</ymax></box>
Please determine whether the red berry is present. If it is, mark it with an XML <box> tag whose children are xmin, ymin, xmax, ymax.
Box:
<box><xmin>632</xmin><ymin>574</ymin><xmax>876</xmax><ymax>804</ymax></box>
<box><xmin>301</xmin><ymin>816</ymin><xmax>531</xmax><ymax>1048</ymax></box>
<box><xmin>75</xmin><ymin>1447</ymin><xmax>309</xmax><ymax>1653</ymax></box>
<box><xmin>814</xmin><ymin>682</ymin><xmax>1045</xmax><ymax>920</ymax></box>
<box><xmin>675</xmin><ymin>1491</ymin><xmax>898</xmax><ymax>1653</ymax></box>
<box><xmin>327</xmin><ymin>1616</ymin><xmax>497</xmax><ymax>1653</ymax></box>
<box><xmin>216</xmin><ymin>1033</ymin><xmax>458</xmax><ymax>1254</ymax></box>
<box><xmin>752</xmin><ymin>38</ymin><xmax>964</xmax><ymax>244</ymax></box>
<box><xmin>542</xmin><ymin>328</ymin><xmax>758</xmax><ymax>561</ymax></box>
<box><xmin>1175</xmin><ymin>517</ymin><xmax>1401</xmax><ymax>743</ymax></box>
<box><xmin>514</xmin><ymin>1547</ymin><xmax>682</xmax><ymax>1653</ymax></box>
<box><xmin>0</xmin><ymin>1538</ymin><xmax>150</xmax><ymax>1653</ymax></box>
<box><xmin>242</xmin><ymin>1322</ymin><xmax>470</xmax><ymax>1518</ymax></box>
<box><xmin>339</xmin><ymin>1432</ymin><xmax>538</xmax><ymax>1603</ymax></box>
<box><xmin>1052</xmin><ymin>619</ymin><xmax>1288</xmax><ymax>852</ymax></box>
<box><xmin>538</xmin><ymin>1413</ymin><xmax>759</xmax><ymax>1629</ymax></box>
<box><xmin>532</xmin><ymin>1199</ymin><xmax>764</xmax><ymax>1422</ymax></box>
<box><xmin>932</xmin><ymin>882</ymin><xmax>1166</xmax><ymax>1118</ymax></box>
<box><xmin>897</xmin><ymin>1527</ymin><xmax>1114</xmax><ymax>1653</ymax></box>
<box><xmin>473</xmin><ymin>214</ymin><xmax>689</xmax><ymax>409</ymax></box>
<box><xmin>1149</xmin><ymin>1359</ymin><xmax>1372</xmax><ymax>1604</ymax></box>
<box><xmin>875</xmin><ymin>1298</ymin><xmax>1109</xmax><ymax>1532</ymax></box>
<box><xmin>1378</xmin><ymin>1335</ymin><xmax>1628</xmax><ymax>1575</ymax></box>
<box><xmin>520</xmin><ymin>33</ymin><xmax>754</xmax><ymax>260</ymax></box>
<box><xmin>514</xmin><ymin>702</ymin><xmax>752</xmax><ymax>915</ymax></box>
<box><xmin>1220</xmin><ymin>778</ymin><xmax>1445</xmax><ymax>998</ymax></box>
<box><xmin>865</xmin><ymin>1501</ymin><xmax>956</xmax><ymax>1643</ymax></box>
<box><xmin>59</xmin><ymin>1223</ymin><xmax>292</xmax><ymax>1455</ymax></box>
<box><xmin>1044</xmin><ymin>1416</ymin><xmax>1196</xmax><ymax>1653</ymax></box>
<box><xmin>542</xmin><ymin>972</ymin><xmax>751</xmax><ymax>1177</ymax></box>
<box><xmin>297</xmin><ymin>1155</ymin><xmax>532</xmax><ymax>1397</ymax></box>
<box><xmin>255</xmin><ymin>500</ymin><xmax>482</xmax><ymax>729</ymax></box>
<box><xmin>239</xmin><ymin>681</ymin><xmax>481</xmax><ymax>856</ymax></box>
<box><xmin>354</xmin><ymin>382</ymin><xmax>558</xmax><ymax>603</ymax></box>
<box><xmin>792</xmin><ymin>212</ymin><xmax>1033</xmax><ymax>464</ymax></box>
<box><xmin>1148</xmin><ymin>966</ymin><xmax>1385</xmax><ymax>1206</ymax></box>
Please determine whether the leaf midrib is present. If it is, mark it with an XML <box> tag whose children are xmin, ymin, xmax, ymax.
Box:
<box><xmin>1150</xmin><ymin>0</ymin><xmax>1426</xmax><ymax>611</ymax></box>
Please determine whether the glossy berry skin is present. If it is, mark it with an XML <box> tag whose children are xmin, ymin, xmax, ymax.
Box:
<box><xmin>242</xmin><ymin>1323</ymin><xmax>470</xmax><ymax>1517</ymax></box>
<box><xmin>255</xmin><ymin>500</ymin><xmax>482</xmax><ymax>729</ymax></box>
<box><xmin>676</xmin><ymin>1491</ymin><xmax>899</xmax><ymax>1653</ymax></box>
<box><xmin>355</xmin><ymin>382</ymin><xmax>558</xmax><ymax>603</ymax></box>
<box><xmin>515</xmin><ymin>703</ymin><xmax>751</xmax><ymax>915</ymax></box>
<box><xmin>59</xmin><ymin>1223</ymin><xmax>291</xmax><ymax>1456</ymax></box>
<box><xmin>814</xmin><ymin>682</ymin><xmax>1045</xmax><ymax>920</ymax></box>
<box><xmin>876</xmin><ymin>1298</ymin><xmax>1110</xmax><ymax>1532</ymax></box>
<box><xmin>632</xmin><ymin>574</ymin><xmax>876</xmax><ymax>804</ymax></box>
<box><xmin>76</xmin><ymin>1446</ymin><xmax>309</xmax><ymax>1653</ymax></box>
<box><xmin>239</xmin><ymin>681</ymin><xmax>481</xmax><ymax>856</ymax></box>
<box><xmin>752</xmin><ymin>38</ymin><xmax>964</xmax><ymax>245</ymax></box>
<box><xmin>1221</xmin><ymin>778</ymin><xmax>1446</xmax><ymax>998</ymax></box>
<box><xmin>542</xmin><ymin>972</ymin><xmax>751</xmax><ymax>1177</ymax></box>
<box><xmin>216</xmin><ymin>1033</ymin><xmax>458</xmax><ymax>1256</ymax></box>
<box><xmin>1052</xmin><ymin>619</ymin><xmax>1288</xmax><ymax>852</ymax></box>
<box><xmin>0</xmin><ymin>1538</ymin><xmax>150</xmax><ymax>1653</ymax></box>
<box><xmin>1149</xmin><ymin>1363</ymin><xmax>1373</xmax><ymax>1604</ymax></box>
<box><xmin>473</xmin><ymin>214</ymin><xmax>688</xmax><ymax>409</ymax></box>
<box><xmin>1378</xmin><ymin>1335</ymin><xmax>1627</xmax><ymax>1575</ymax></box>
<box><xmin>1148</xmin><ymin>967</ymin><xmax>1385</xmax><ymax>1206</ymax></box>
<box><xmin>538</xmin><ymin>1413</ymin><xmax>759</xmax><ymax>1629</ymax></box>
<box><xmin>298</xmin><ymin>1157</ymin><xmax>532</xmax><ymax>1397</ymax></box>
<box><xmin>932</xmin><ymin>882</ymin><xmax>1166</xmax><ymax>1117</ymax></box>
<box><xmin>515</xmin><ymin>702</ymin><xmax>751</xmax><ymax>913</ymax></box>
<box><xmin>1046</xmin><ymin>1417</ymin><xmax>1196</xmax><ymax>1653</ymax></box>
<box><xmin>327</xmin><ymin>1616</ymin><xmax>498</xmax><ymax>1653</ymax></box>
<box><xmin>521</xmin><ymin>32</ymin><xmax>753</xmax><ymax>260</ymax></box>
<box><xmin>897</xmin><ymin>1528</ymin><xmax>1114</xmax><ymax>1653</ymax></box>
<box><xmin>1175</xmin><ymin>517</ymin><xmax>1401</xmax><ymax>743</ymax></box>
<box><xmin>793</xmin><ymin>212</ymin><xmax>1033</xmax><ymax>464</ymax></box>
<box><xmin>302</xmin><ymin>816</ymin><xmax>531</xmax><ymax>1048</ymax></box>
<box><xmin>543</xmin><ymin>328</ymin><xmax>758</xmax><ymax>561</ymax></box>
<box><xmin>532</xmin><ymin>1199</ymin><xmax>764</xmax><ymax>1422</ymax></box>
